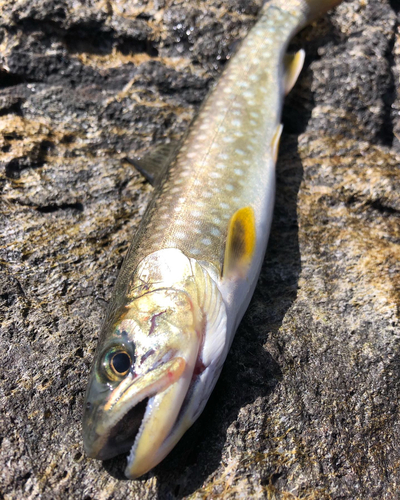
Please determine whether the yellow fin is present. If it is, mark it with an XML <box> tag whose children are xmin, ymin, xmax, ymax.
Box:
<box><xmin>223</xmin><ymin>206</ymin><xmax>256</xmax><ymax>278</ymax></box>
<box><xmin>271</xmin><ymin>124</ymin><xmax>283</xmax><ymax>163</ymax></box>
<box><xmin>284</xmin><ymin>49</ymin><xmax>305</xmax><ymax>95</ymax></box>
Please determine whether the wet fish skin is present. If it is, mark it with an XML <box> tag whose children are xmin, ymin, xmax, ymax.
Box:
<box><xmin>83</xmin><ymin>0</ymin><xmax>343</xmax><ymax>479</ymax></box>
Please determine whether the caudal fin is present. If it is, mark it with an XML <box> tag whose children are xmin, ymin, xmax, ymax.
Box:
<box><xmin>266</xmin><ymin>0</ymin><xmax>343</xmax><ymax>26</ymax></box>
<box><xmin>303</xmin><ymin>0</ymin><xmax>343</xmax><ymax>22</ymax></box>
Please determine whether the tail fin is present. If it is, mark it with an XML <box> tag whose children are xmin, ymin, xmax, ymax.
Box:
<box><xmin>266</xmin><ymin>0</ymin><xmax>342</xmax><ymax>26</ymax></box>
<box><xmin>303</xmin><ymin>0</ymin><xmax>343</xmax><ymax>22</ymax></box>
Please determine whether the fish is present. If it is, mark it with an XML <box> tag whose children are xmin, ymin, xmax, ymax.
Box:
<box><xmin>83</xmin><ymin>0</ymin><xmax>343</xmax><ymax>479</ymax></box>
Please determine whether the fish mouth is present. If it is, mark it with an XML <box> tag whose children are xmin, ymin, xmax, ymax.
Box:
<box><xmin>84</xmin><ymin>355</ymin><xmax>192</xmax><ymax>477</ymax></box>
<box><xmin>93</xmin><ymin>398</ymin><xmax>149</xmax><ymax>461</ymax></box>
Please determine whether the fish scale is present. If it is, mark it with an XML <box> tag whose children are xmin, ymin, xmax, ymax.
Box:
<box><xmin>83</xmin><ymin>0</ymin><xmax>343</xmax><ymax>480</ymax></box>
<box><xmin>126</xmin><ymin>5</ymin><xmax>301</xmax><ymax>272</ymax></box>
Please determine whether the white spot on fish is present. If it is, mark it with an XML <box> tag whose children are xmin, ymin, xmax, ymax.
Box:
<box><xmin>216</xmin><ymin>163</ymin><xmax>226</xmax><ymax>170</ymax></box>
<box><xmin>191</xmin><ymin>248</ymin><xmax>201</xmax><ymax>255</ymax></box>
<box><xmin>234</xmin><ymin>168</ymin><xmax>244</xmax><ymax>176</ymax></box>
<box><xmin>202</xmin><ymin>238</ymin><xmax>211</xmax><ymax>246</ymax></box>
<box><xmin>232</xmin><ymin>119</ymin><xmax>242</xmax><ymax>127</ymax></box>
<box><xmin>220</xmin><ymin>202</ymin><xmax>229</xmax><ymax>209</ymax></box>
<box><xmin>226</xmin><ymin>184</ymin><xmax>234</xmax><ymax>191</ymax></box>
<box><xmin>210</xmin><ymin>172</ymin><xmax>222</xmax><ymax>178</ymax></box>
<box><xmin>187</xmin><ymin>152</ymin><xmax>196</xmax><ymax>158</ymax></box>
<box><xmin>175</xmin><ymin>232</ymin><xmax>186</xmax><ymax>239</ymax></box>
<box><xmin>235</xmin><ymin>149</ymin><xmax>245</xmax><ymax>156</ymax></box>
<box><xmin>210</xmin><ymin>227</ymin><xmax>221</xmax><ymax>237</ymax></box>
<box><xmin>222</xmin><ymin>136</ymin><xmax>235</xmax><ymax>143</ymax></box>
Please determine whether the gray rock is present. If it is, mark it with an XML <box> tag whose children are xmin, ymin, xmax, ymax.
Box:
<box><xmin>0</xmin><ymin>0</ymin><xmax>399</xmax><ymax>498</ymax></box>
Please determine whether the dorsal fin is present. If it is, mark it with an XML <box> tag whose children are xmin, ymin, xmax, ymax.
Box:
<box><xmin>284</xmin><ymin>49</ymin><xmax>305</xmax><ymax>95</ymax></box>
<box><xmin>125</xmin><ymin>142</ymin><xmax>178</xmax><ymax>186</ymax></box>
<box><xmin>223</xmin><ymin>206</ymin><xmax>256</xmax><ymax>279</ymax></box>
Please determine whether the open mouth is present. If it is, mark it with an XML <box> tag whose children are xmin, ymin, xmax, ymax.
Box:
<box><xmin>97</xmin><ymin>398</ymin><xmax>149</xmax><ymax>460</ymax></box>
<box><xmin>84</xmin><ymin>355</ymin><xmax>192</xmax><ymax>478</ymax></box>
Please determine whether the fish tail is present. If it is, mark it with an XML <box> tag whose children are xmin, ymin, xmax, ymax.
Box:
<box><xmin>264</xmin><ymin>0</ymin><xmax>342</xmax><ymax>26</ymax></box>
<box><xmin>303</xmin><ymin>0</ymin><xmax>343</xmax><ymax>21</ymax></box>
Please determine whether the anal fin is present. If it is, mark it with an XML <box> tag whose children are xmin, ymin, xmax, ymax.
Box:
<box><xmin>271</xmin><ymin>124</ymin><xmax>283</xmax><ymax>163</ymax></box>
<box><xmin>223</xmin><ymin>206</ymin><xmax>256</xmax><ymax>279</ymax></box>
<box><xmin>284</xmin><ymin>49</ymin><xmax>305</xmax><ymax>95</ymax></box>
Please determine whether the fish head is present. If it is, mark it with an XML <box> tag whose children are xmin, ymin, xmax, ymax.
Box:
<box><xmin>83</xmin><ymin>249</ymin><xmax>205</xmax><ymax>478</ymax></box>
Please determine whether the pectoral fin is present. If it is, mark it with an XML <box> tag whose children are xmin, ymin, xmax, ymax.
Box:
<box><xmin>284</xmin><ymin>49</ymin><xmax>305</xmax><ymax>95</ymax></box>
<box><xmin>223</xmin><ymin>206</ymin><xmax>256</xmax><ymax>279</ymax></box>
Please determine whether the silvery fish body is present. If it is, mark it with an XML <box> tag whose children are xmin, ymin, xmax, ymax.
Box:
<box><xmin>83</xmin><ymin>0</ymin><xmax>343</xmax><ymax>479</ymax></box>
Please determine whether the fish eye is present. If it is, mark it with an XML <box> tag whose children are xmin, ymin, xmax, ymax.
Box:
<box><xmin>101</xmin><ymin>346</ymin><xmax>132</xmax><ymax>381</ymax></box>
<box><xmin>111</xmin><ymin>352</ymin><xmax>131</xmax><ymax>375</ymax></box>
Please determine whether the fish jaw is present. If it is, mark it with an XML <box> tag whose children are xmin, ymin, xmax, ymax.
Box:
<box><xmin>83</xmin><ymin>249</ymin><xmax>228</xmax><ymax>476</ymax></box>
<box><xmin>125</xmin><ymin>362</ymin><xmax>193</xmax><ymax>478</ymax></box>
<box><xmin>83</xmin><ymin>355</ymin><xmax>188</xmax><ymax>462</ymax></box>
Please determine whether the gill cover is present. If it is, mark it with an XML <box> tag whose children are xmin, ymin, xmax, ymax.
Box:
<box><xmin>83</xmin><ymin>248</ymin><xmax>227</xmax><ymax>478</ymax></box>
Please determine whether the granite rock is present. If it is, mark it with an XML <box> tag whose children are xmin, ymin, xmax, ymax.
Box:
<box><xmin>0</xmin><ymin>0</ymin><xmax>399</xmax><ymax>498</ymax></box>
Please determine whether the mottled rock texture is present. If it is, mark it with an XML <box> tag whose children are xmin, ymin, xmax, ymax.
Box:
<box><xmin>0</xmin><ymin>0</ymin><xmax>399</xmax><ymax>498</ymax></box>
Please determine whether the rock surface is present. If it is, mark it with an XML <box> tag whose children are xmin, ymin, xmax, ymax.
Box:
<box><xmin>0</xmin><ymin>0</ymin><xmax>399</xmax><ymax>498</ymax></box>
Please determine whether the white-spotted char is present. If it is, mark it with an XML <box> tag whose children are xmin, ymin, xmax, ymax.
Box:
<box><xmin>83</xmin><ymin>0</ymin><xmax>343</xmax><ymax>479</ymax></box>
